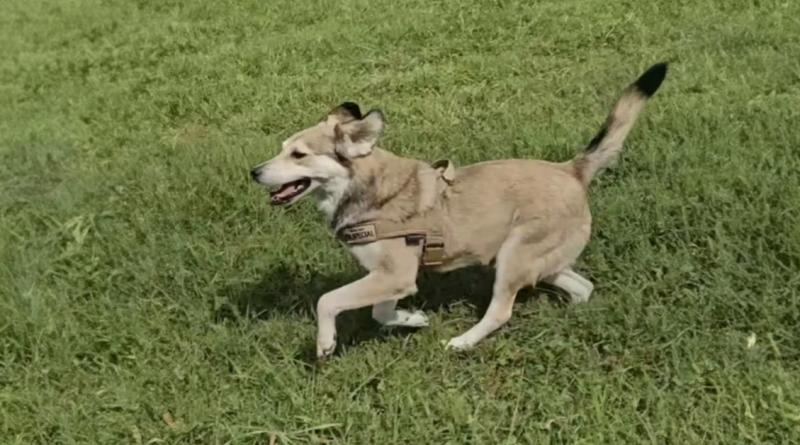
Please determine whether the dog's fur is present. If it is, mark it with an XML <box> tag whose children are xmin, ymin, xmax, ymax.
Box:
<box><xmin>251</xmin><ymin>63</ymin><xmax>668</xmax><ymax>358</ymax></box>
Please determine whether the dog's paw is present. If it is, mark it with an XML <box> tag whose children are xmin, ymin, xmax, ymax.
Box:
<box><xmin>402</xmin><ymin>310</ymin><xmax>430</xmax><ymax>327</ymax></box>
<box><xmin>569</xmin><ymin>281</ymin><xmax>594</xmax><ymax>303</ymax></box>
<box><xmin>316</xmin><ymin>339</ymin><xmax>337</xmax><ymax>360</ymax></box>
<box><xmin>570</xmin><ymin>292</ymin><xmax>590</xmax><ymax>303</ymax></box>
<box><xmin>383</xmin><ymin>310</ymin><xmax>429</xmax><ymax>328</ymax></box>
<box><xmin>443</xmin><ymin>335</ymin><xmax>475</xmax><ymax>351</ymax></box>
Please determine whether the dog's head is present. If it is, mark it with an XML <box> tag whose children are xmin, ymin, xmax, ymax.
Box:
<box><xmin>250</xmin><ymin>102</ymin><xmax>385</xmax><ymax>206</ymax></box>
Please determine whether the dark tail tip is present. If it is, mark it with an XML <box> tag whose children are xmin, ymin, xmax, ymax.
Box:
<box><xmin>632</xmin><ymin>62</ymin><xmax>668</xmax><ymax>97</ymax></box>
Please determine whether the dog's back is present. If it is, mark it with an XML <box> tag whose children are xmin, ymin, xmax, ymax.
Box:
<box><xmin>436</xmin><ymin>159</ymin><xmax>588</xmax><ymax>269</ymax></box>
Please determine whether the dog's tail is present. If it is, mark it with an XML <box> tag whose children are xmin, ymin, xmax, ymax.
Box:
<box><xmin>572</xmin><ymin>62</ymin><xmax>668</xmax><ymax>187</ymax></box>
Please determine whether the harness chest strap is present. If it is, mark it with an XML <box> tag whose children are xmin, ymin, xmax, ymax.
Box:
<box><xmin>337</xmin><ymin>220</ymin><xmax>445</xmax><ymax>266</ymax></box>
<box><xmin>336</xmin><ymin>159</ymin><xmax>453</xmax><ymax>267</ymax></box>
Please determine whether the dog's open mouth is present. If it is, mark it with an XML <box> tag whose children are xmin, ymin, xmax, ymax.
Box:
<box><xmin>269</xmin><ymin>178</ymin><xmax>311</xmax><ymax>205</ymax></box>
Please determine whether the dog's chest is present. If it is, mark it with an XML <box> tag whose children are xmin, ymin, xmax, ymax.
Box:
<box><xmin>348</xmin><ymin>243</ymin><xmax>385</xmax><ymax>271</ymax></box>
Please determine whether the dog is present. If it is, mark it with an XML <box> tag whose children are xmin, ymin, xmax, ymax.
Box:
<box><xmin>250</xmin><ymin>62</ymin><xmax>668</xmax><ymax>358</ymax></box>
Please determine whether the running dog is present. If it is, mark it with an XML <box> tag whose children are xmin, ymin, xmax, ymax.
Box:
<box><xmin>250</xmin><ymin>62</ymin><xmax>668</xmax><ymax>358</ymax></box>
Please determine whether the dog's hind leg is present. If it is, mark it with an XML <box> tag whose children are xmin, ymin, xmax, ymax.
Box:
<box><xmin>372</xmin><ymin>300</ymin><xmax>429</xmax><ymax>327</ymax></box>
<box><xmin>542</xmin><ymin>268</ymin><xmax>594</xmax><ymax>303</ymax></box>
<box><xmin>445</xmin><ymin>230</ymin><xmax>542</xmax><ymax>351</ymax></box>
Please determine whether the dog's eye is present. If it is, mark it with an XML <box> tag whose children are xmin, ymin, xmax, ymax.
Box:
<box><xmin>291</xmin><ymin>151</ymin><xmax>307</xmax><ymax>159</ymax></box>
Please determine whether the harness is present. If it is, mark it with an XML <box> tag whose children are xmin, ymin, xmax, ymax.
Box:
<box><xmin>336</xmin><ymin>159</ymin><xmax>455</xmax><ymax>267</ymax></box>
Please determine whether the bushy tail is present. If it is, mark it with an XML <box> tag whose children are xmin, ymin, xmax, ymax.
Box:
<box><xmin>573</xmin><ymin>62</ymin><xmax>668</xmax><ymax>186</ymax></box>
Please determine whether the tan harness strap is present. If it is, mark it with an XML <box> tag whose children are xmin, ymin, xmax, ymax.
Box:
<box><xmin>337</xmin><ymin>219</ymin><xmax>445</xmax><ymax>267</ymax></box>
<box><xmin>335</xmin><ymin>159</ymin><xmax>454</xmax><ymax>267</ymax></box>
<box><xmin>431</xmin><ymin>159</ymin><xmax>455</xmax><ymax>184</ymax></box>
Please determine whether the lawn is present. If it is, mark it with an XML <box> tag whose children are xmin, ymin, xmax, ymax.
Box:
<box><xmin>2</xmin><ymin>0</ymin><xmax>800</xmax><ymax>443</ymax></box>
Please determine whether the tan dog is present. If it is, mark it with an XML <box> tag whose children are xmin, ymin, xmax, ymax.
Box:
<box><xmin>251</xmin><ymin>63</ymin><xmax>668</xmax><ymax>358</ymax></box>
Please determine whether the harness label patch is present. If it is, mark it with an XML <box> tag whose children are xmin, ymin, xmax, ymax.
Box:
<box><xmin>340</xmin><ymin>224</ymin><xmax>377</xmax><ymax>243</ymax></box>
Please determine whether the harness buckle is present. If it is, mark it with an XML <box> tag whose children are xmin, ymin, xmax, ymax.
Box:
<box><xmin>405</xmin><ymin>234</ymin><xmax>425</xmax><ymax>246</ymax></box>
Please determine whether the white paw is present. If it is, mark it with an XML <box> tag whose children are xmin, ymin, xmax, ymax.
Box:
<box><xmin>316</xmin><ymin>338</ymin><xmax>337</xmax><ymax>359</ymax></box>
<box><xmin>570</xmin><ymin>291</ymin><xmax>590</xmax><ymax>303</ymax></box>
<box><xmin>569</xmin><ymin>282</ymin><xmax>593</xmax><ymax>303</ymax></box>
<box><xmin>443</xmin><ymin>335</ymin><xmax>475</xmax><ymax>351</ymax></box>
<box><xmin>383</xmin><ymin>310</ymin><xmax>429</xmax><ymax>327</ymax></box>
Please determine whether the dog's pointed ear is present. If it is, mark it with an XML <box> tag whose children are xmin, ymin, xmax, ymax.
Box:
<box><xmin>326</xmin><ymin>102</ymin><xmax>363</xmax><ymax>124</ymax></box>
<box><xmin>334</xmin><ymin>109</ymin><xmax>385</xmax><ymax>160</ymax></box>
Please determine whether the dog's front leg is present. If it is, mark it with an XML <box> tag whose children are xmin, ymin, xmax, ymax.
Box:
<box><xmin>316</xmin><ymin>272</ymin><xmax>417</xmax><ymax>359</ymax></box>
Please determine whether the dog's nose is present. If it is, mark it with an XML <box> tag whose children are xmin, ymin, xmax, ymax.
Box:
<box><xmin>250</xmin><ymin>168</ymin><xmax>261</xmax><ymax>181</ymax></box>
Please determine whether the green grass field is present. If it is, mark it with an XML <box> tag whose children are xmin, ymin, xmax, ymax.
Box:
<box><xmin>2</xmin><ymin>0</ymin><xmax>800</xmax><ymax>443</ymax></box>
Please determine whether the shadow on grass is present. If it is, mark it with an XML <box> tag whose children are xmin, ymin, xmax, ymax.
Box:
<box><xmin>216</xmin><ymin>261</ymin><xmax>566</xmax><ymax>361</ymax></box>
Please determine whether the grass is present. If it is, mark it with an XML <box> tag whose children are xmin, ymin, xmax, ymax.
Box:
<box><xmin>2</xmin><ymin>0</ymin><xmax>800</xmax><ymax>443</ymax></box>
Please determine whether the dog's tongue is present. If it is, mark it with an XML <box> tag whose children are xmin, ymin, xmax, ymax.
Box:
<box><xmin>270</xmin><ymin>179</ymin><xmax>311</xmax><ymax>205</ymax></box>
<box><xmin>270</xmin><ymin>183</ymin><xmax>302</xmax><ymax>204</ymax></box>
<box><xmin>274</xmin><ymin>184</ymin><xmax>300</xmax><ymax>199</ymax></box>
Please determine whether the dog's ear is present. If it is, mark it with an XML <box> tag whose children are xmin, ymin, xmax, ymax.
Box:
<box><xmin>326</xmin><ymin>102</ymin><xmax>363</xmax><ymax>124</ymax></box>
<box><xmin>334</xmin><ymin>109</ymin><xmax>385</xmax><ymax>160</ymax></box>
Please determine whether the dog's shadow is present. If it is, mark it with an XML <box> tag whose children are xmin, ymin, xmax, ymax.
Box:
<box><xmin>216</xmin><ymin>261</ymin><xmax>565</xmax><ymax>360</ymax></box>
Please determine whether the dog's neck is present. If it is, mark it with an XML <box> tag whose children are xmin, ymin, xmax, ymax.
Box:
<box><xmin>315</xmin><ymin>176</ymin><xmax>350</xmax><ymax>222</ymax></box>
<box><xmin>315</xmin><ymin>148</ymin><xmax>437</xmax><ymax>232</ymax></box>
